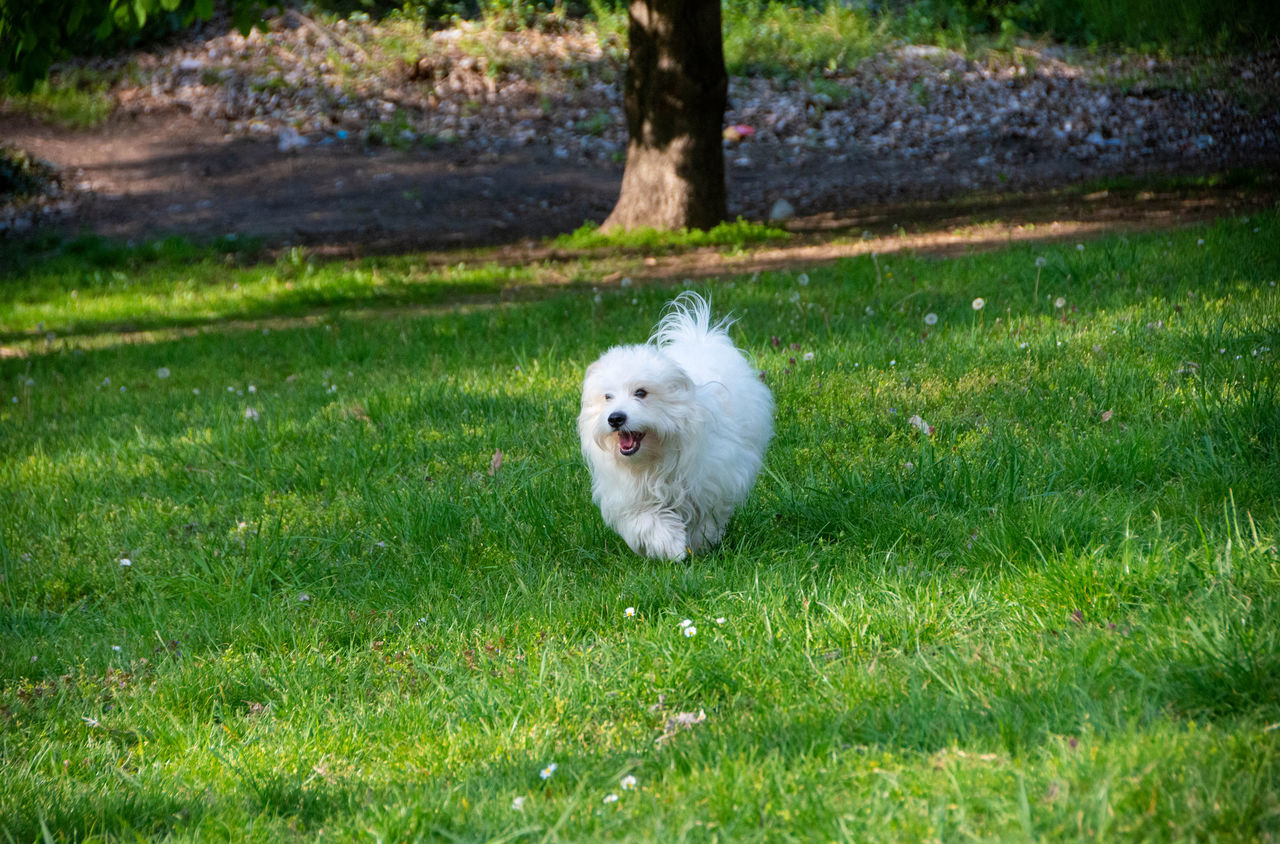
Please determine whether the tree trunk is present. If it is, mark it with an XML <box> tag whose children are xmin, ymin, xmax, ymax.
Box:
<box><xmin>601</xmin><ymin>0</ymin><xmax>728</xmax><ymax>232</ymax></box>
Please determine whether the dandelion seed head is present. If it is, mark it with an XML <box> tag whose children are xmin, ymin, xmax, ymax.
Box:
<box><xmin>797</xmin><ymin>273</ymin><xmax>809</xmax><ymax>286</ymax></box>
<box><xmin>1035</xmin><ymin>256</ymin><xmax>1047</xmax><ymax>268</ymax></box>
<box><xmin>156</xmin><ymin>367</ymin><xmax>170</xmax><ymax>379</ymax></box>
<box><xmin>1054</xmin><ymin>297</ymin><xmax>1066</xmax><ymax>308</ymax></box>
<box><xmin>924</xmin><ymin>312</ymin><xmax>938</xmax><ymax>325</ymax></box>
<box><xmin>972</xmin><ymin>297</ymin><xmax>985</xmax><ymax>311</ymax></box>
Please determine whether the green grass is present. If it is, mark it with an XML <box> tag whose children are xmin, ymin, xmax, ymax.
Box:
<box><xmin>552</xmin><ymin>218</ymin><xmax>790</xmax><ymax>252</ymax></box>
<box><xmin>2</xmin><ymin>213</ymin><xmax>1279</xmax><ymax>841</ymax></box>
<box><xmin>0</xmin><ymin>66</ymin><xmax>118</xmax><ymax>128</ymax></box>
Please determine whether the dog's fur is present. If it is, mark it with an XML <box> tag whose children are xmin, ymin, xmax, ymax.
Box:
<box><xmin>578</xmin><ymin>292</ymin><xmax>774</xmax><ymax>560</ymax></box>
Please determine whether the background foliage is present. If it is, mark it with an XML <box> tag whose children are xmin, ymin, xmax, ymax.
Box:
<box><xmin>4</xmin><ymin>0</ymin><xmax>1278</xmax><ymax>94</ymax></box>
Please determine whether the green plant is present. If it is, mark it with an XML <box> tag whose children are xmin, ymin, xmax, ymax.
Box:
<box><xmin>0</xmin><ymin>0</ymin><xmax>264</xmax><ymax>93</ymax></box>
<box><xmin>0</xmin><ymin>65</ymin><xmax>116</xmax><ymax>128</ymax></box>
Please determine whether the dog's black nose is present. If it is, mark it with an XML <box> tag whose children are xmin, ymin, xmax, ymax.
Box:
<box><xmin>607</xmin><ymin>411</ymin><xmax>627</xmax><ymax>429</ymax></box>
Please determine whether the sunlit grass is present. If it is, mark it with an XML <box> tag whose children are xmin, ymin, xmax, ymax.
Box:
<box><xmin>2</xmin><ymin>213</ymin><xmax>1278</xmax><ymax>841</ymax></box>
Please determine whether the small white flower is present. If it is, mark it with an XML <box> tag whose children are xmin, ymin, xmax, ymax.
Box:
<box><xmin>111</xmin><ymin>645</ymin><xmax>122</xmax><ymax>652</ymax></box>
<box><xmin>82</xmin><ymin>716</ymin><xmax>99</xmax><ymax>727</ymax></box>
<box><xmin>624</xmin><ymin>606</ymin><xmax>636</xmax><ymax>617</ymax></box>
<box><xmin>802</xmin><ymin>352</ymin><xmax>814</xmax><ymax>361</ymax></box>
<box><xmin>603</xmin><ymin>793</ymin><xmax>619</xmax><ymax>804</ymax></box>
<box><xmin>621</xmin><ymin>774</ymin><xmax>637</xmax><ymax>790</ymax></box>
<box><xmin>620</xmin><ymin>277</ymin><xmax>632</xmax><ymax>287</ymax></box>
<box><xmin>512</xmin><ymin>796</ymin><xmax>526</xmax><ymax>811</ymax></box>
<box><xmin>1035</xmin><ymin>256</ymin><xmax>1047</xmax><ymax>268</ymax></box>
<box><xmin>298</xmin><ymin>593</ymin><xmax>311</xmax><ymax>603</ymax></box>
<box><xmin>244</xmin><ymin>407</ymin><xmax>259</xmax><ymax>421</ymax></box>
<box><xmin>889</xmin><ymin>359</ymin><xmax>896</xmax><ymax>366</ymax></box>
<box><xmin>1197</xmin><ymin>238</ymin><xmax>1205</xmax><ymax>246</ymax></box>
<box><xmin>156</xmin><ymin>367</ymin><xmax>171</xmax><ymax>379</ymax></box>
<box><xmin>192</xmin><ymin>388</ymin><xmax>200</xmax><ymax>395</ymax></box>
<box><xmin>865</xmin><ymin>306</ymin><xmax>875</xmax><ymax>315</ymax></box>
<box><xmin>1076</xmin><ymin>243</ymin><xmax>1085</xmax><ymax>252</ymax></box>
<box><xmin>1020</xmin><ymin>342</ymin><xmax>1029</xmax><ymax>349</ymax></box>
<box><xmin>924</xmin><ymin>312</ymin><xmax>938</xmax><ymax>325</ymax></box>
<box><xmin>972</xmin><ymin>297</ymin><xmax>985</xmax><ymax>311</ymax></box>
<box><xmin>797</xmin><ymin>273</ymin><xmax>809</xmax><ymax>286</ymax></box>
<box><xmin>227</xmin><ymin>386</ymin><xmax>235</xmax><ymax>392</ymax></box>
<box><xmin>1054</xmin><ymin>297</ymin><xmax>1066</xmax><ymax>309</ymax></box>
<box><xmin>248</xmin><ymin>384</ymin><xmax>257</xmax><ymax>394</ymax></box>
<box><xmin>540</xmin><ymin>762</ymin><xmax>557</xmax><ymax>780</ymax></box>
<box><xmin>683</xmin><ymin>626</ymin><xmax>697</xmax><ymax>637</ymax></box>
<box><xmin>715</xmin><ymin>617</ymin><xmax>726</xmax><ymax>625</ymax></box>
<box><xmin>120</xmin><ymin>386</ymin><xmax>126</xmax><ymax>393</ymax></box>
<box><xmin>119</xmin><ymin>558</ymin><xmax>131</xmax><ymax>567</ymax></box>
<box><xmin>679</xmin><ymin>619</ymin><xmax>693</xmax><ymax>628</ymax></box>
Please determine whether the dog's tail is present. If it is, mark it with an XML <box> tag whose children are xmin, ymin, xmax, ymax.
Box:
<box><xmin>650</xmin><ymin>291</ymin><xmax>734</xmax><ymax>349</ymax></box>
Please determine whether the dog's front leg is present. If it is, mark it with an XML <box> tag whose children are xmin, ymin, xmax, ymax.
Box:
<box><xmin>617</xmin><ymin>509</ymin><xmax>688</xmax><ymax>561</ymax></box>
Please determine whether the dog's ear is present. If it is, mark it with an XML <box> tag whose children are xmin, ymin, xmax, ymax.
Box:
<box><xmin>665</xmin><ymin>368</ymin><xmax>695</xmax><ymax>399</ymax></box>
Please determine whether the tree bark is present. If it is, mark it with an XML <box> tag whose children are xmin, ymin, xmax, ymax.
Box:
<box><xmin>601</xmin><ymin>0</ymin><xmax>728</xmax><ymax>232</ymax></box>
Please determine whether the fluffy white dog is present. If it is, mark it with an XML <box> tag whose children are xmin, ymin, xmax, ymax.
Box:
<box><xmin>578</xmin><ymin>292</ymin><xmax>774</xmax><ymax>560</ymax></box>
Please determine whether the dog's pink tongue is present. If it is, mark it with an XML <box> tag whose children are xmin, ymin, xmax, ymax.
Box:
<box><xmin>618</xmin><ymin>431</ymin><xmax>642</xmax><ymax>454</ymax></box>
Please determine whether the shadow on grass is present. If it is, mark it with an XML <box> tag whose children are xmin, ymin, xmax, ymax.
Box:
<box><xmin>3</xmin><ymin>177</ymin><xmax>1277</xmax><ymax>351</ymax></box>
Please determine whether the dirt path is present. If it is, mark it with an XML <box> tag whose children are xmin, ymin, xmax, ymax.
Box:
<box><xmin>4</xmin><ymin>100</ymin><xmax>1278</xmax><ymax>255</ymax></box>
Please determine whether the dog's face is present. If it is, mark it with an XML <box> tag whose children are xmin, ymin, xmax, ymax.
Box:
<box><xmin>579</xmin><ymin>345</ymin><xmax>695</xmax><ymax>463</ymax></box>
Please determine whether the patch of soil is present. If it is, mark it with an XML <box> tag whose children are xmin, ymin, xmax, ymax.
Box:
<box><xmin>0</xmin><ymin>108</ymin><xmax>620</xmax><ymax>248</ymax></box>
<box><xmin>4</xmin><ymin>103</ymin><xmax>1278</xmax><ymax>255</ymax></box>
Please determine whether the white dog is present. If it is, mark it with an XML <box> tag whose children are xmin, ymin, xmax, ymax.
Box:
<box><xmin>578</xmin><ymin>292</ymin><xmax>774</xmax><ymax>560</ymax></box>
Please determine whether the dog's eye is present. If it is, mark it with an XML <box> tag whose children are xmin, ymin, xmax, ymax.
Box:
<box><xmin>634</xmin><ymin>388</ymin><xmax>648</xmax><ymax>399</ymax></box>
<box><xmin>603</xmin><ymin>393</ymin><xmax>613</xmax><ymax>401</ymax></box>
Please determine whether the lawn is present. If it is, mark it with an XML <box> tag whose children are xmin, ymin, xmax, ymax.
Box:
<box><xmin>2</xmin><ymin>213</ymin><xmax>1278</xmax><ymax>841</ymax></box>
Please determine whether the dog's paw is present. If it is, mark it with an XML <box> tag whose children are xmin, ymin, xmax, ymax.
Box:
<box><xmin>618</xmin><ymin>511</ymin><xmax>688</xmax><ymax>561</ymax></box>
<box><xmin>687</xmin><ymin>518</ymin><xmax>725</xmax><ymax>553</ymax></box>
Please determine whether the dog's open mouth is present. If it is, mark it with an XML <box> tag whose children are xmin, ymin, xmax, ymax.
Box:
<box><xmin>618</xmin><ymin>431</ymin><xmax>645</xmax><ymax>456</ymax></box>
